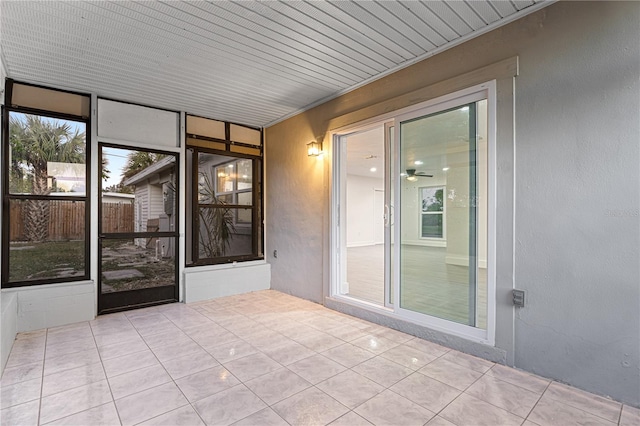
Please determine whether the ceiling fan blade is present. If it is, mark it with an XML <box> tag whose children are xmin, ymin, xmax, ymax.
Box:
<box><xmin>416</xmin><ymin>173</ymin><xmax>433</xmax><ymax>177</ymax></box>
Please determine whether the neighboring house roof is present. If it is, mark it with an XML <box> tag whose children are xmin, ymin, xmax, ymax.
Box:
<box><xmin>102</xmin><ymin>192</ymin><xmax>135</xmax><ymax>200</ymax></box>
<box><xmin>123</xmin><ymin>156</ymin><xmax>175</xmax><ymax>187</ymax></box>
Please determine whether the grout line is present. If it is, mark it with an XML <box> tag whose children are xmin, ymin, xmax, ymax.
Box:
<box><xmin>36</xmin><ymin>328</ymin><xmax>48</xmax><ymax>426</ymax></box>
<box><xmin>91</xmin><ymin>313</ymin><xmax>125</xmax><ymax>426</ymax></box>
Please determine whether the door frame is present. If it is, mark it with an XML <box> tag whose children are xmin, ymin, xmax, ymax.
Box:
<box><xmin>97</xmin><ymin>142</ymin><xmax>180</xmax><ymax>314</ymax></box>
<box><xmin>329</xmin><ymin>81</ymin><xmax>497</xmax><ymax>345</ymax></box>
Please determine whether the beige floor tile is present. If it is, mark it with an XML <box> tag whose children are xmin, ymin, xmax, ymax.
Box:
<box><xmin>150</xmin><ymin>339</ymin><xmax>204</xmax><ymax>363</ymax></box>
<box><xmin>328</xmin><ymin>411</ymin><xmax>374</xmax><ymax>426</ymax></box>
<box><xmin>43</xmin><ymin>348</ymin><xmax>101</xmax><ymax>376</ymax></box>
<box><xmin>115</xmin><ymin>382</ymin><xmax>188</xmax><ymax>426</ymax></box>
<box><xmin>45</xmin><ymin>337</ymin><xmax>97</xmax><ymax>359</ymax></box>
<box><xmin>142</xmin><ymin>331</ymin><xmax>193</xmax><ymax>349</ymax></box>
<box><xmin>379</xmin><ymin>344</ymin><xmax>438</xmax><ymax>370</ymax></box>
<box><xmin>223</xmin><ymin>352</ymin><xmax>282</xmax><ymax>382</ymax></box>
<box><xmin>371</xmin><ymin>328</ymin><xmax>414</xmax><ymax>344</ymax></box>
<box><xmin>296</xmin><ymin>331</ymin><xmax>344</xmax><ymax>352</ymax></box>
<box><xmin>272</xmin><ymin>387</ymin><xmax>349</xmax><ymax>426</ymax></box>
<box><xmin>232</xmin><ymin>407</ymin><xmax>289</xmax><ymax>426</ymax></box>
<box><xmin>390</xmin><ymin>372</ymin><xmax>461</xmax><ymax>413</ymax></box>
<box><xmin>162</xmin><ymin>350</ymin><xmax>219</xmax><ymax>380</ymax></box>
<box><xmin>0</xmin><ymin>377</ymin><xmax>41</xmax><ymax>409</ymax></box>
<box><xmin>245</xmin><ymin>367</ymin><xmax>311</xmax><ymax>405</ymax></box>
<box><xmin>440</xmin><ymin>393</ymin><xmax>524</xmax><ymax>426</ymax></box>
<box><xmin>543</xmin><ymin>382</ymin><xmax>621</xmax><ymax>423</ymax></box>
<box><xmin>93</xmin><ymin>330</ymin><xmax>143</xmax><ymax>348</ymax></box>
<box><xmin>486</xmin><ymin>364</ymin><xmax>550</xmax><ymax>393</ymax></box>
<box><xmin>108</xmin><ymin>364</ymin><xmax>172</xmax><ymax>400</ymax></box>
<box><xmin>351</xmin><ymin>335</ymin><xmax>400</xmax><ymax>354</ymax></box>
<box><xmin>425</xmin><ymin>415</ymin><xmax>457</xmax><ymax>426</ymax></box>
<box><xmin>11</xmin><ymin>337</ymin><xmax>45</xmax><ymax>354</ymax></box>
<box><xmin>418</xmin><ymin>358</ymin><xmax>483</xmax><ymax>390</ymax></box>
<box><xmin>0</xmin><ymin>361</ymin><xmax>43</xmax><ymax>386</ymax></box>
<box><xmin>204</xmin><ymin>340</ymin><xmax>256</xmax><ymax>363</ymax></box>
<box><xmin>5</xmin><ymin>348</ymin><xmax>45</xmax><ymax>370</ymax></box>
<box><xmin>175</xmin><ymin>365</ymin><xmax>240</xmax><ymax>403</ymax></box>
<box><xmin>440</xmin><ymin>350</ymin><xmax>495</xmax><ymax>373</ymax></box>
<box><xmin>620</xmin><ymin>405</ymin><xmax>640</xmax><ymax>426</ymax></box>
<box><xmin>45</xmin><ymin>402</ymin><xmax>120</xmax><ymax>426</ymax></box>
<box><xmin>352</xmin><ymin>356</ymin><xmax>413</xmax><ymax>388</ymax></box>
<box><xmin>261</xmin><ymin>340</ymin><xmax>316</xmax><ymax>366</ymax></box>
<box><xmin>194</xmin><ymin>384</ymin><xmax>267</xmax><ymax>426</ymax></box>
<box><xmin>42</xmin><ymin>362</ymin><xmax>106</xmax><ymax>397</ymax></box>
<box><xmin>354</xmin><ymin>389</ymin><xmax>435</xmax><ymax>426</ymax></box>
<box><xmin>466</xmin><ymin>374</ymin><xmax>541</xmax><ymax>418</ymax></box>
<box><xmin>102</xmin><ymin>349</ymin><xmax>159</xmax><ymax>378</ymax></box>
<box><xmin>528</xmin><ymin>395</ymin><xmax>616</xmax><ymax>426</ymax></box>
<box><xmin>40</xmin><ymin>380</ymin><xmax>112</xmax><ymax>424</ymax></box>
<box><xmin>287</xmin><ymin>354</ymin><xmax>347</xmax><ymax>385</ymax></box>
<box><xmin>403</xmin><ymin>338</ymin><xmax>450</xmax><ymax>358</ymax></box>
<box><xmin>317</xmin><ymin>370</ymin><xmax>384</xmax><ymax>409</ymax></box>
<box><xmin>321</xmin><ymin>343</ymin><xmax>376</xmax><ymax>368</ymax></box>
<box><xmin>97</xmin><ymin>338</ymin><xmax>148</xmax><ymax>361</ymax></box>
<box><xmin>324</xmin><ymin>324</ymin><xmax>369</xmax><ymax>342</ymax></box>
<box><xmin>138</xmin><ymin>405</ymin><xmax>205</xmax><ymax>426</ymax></box>
<box><xmin>0</xmin><ymin>399</ymin><xmax>40</xmax><ymax>426</ymax></box>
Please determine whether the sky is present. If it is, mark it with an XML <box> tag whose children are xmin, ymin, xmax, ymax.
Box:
<box><xmin>10</xmin><ymin>111</ymin><xmax>130</xmax><ymax>190</ymax></box>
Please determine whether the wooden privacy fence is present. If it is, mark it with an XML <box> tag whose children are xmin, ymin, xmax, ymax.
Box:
<box><xmin>10</xmin><ymin>200</ymin><xmax>133</xmax><ymax>241</ymax></box>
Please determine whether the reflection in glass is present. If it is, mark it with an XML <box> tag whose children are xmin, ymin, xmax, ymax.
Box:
<box><xmin>8</xmin><ymin>199</ymin><xmax>86</xmax><ymax>282</ymax></box>
<box><xmin>399</xmin><ymin>101</ymin><xmax>487</xmax><ymax>329</ymax></box>
<box><xmin>198</xmin><ymin>207</ymin><xmax>253</xmax><ymax>258</ymax></box>
<box><xmin>196</xmin><ymin>153</ymin><xmax>254</xmax><ymax>260</ymax></box>
<box><xmin>101</xmin><ymin>238</ymin><xmax>176</xmax><ymax>293</ymax></box>
<box><xmin>8</xmin><ymin>112</ymin><xmax>87</xmax><ymax>196</ymax></box>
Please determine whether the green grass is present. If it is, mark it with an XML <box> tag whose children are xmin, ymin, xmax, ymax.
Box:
<box><xmin>9</xmin><ymin>240</ymin><xmax>85</xmax><ymax>282</ymax></box>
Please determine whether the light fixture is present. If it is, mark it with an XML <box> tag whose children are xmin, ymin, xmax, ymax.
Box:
<box><xmin>370</xmin><ymin>167</ymin><xmax>377</xmax><ymax>172</ymax></box>
<box><xmin>307</xmin><ymin>140</ymin><xmax>322</xmax><ymax>157</ymax></box>
<box><xmin>407</xmin><ymin>176</ymin><xmax>418</xmax><ymax>182</ymax></box>
<box><xmin>442</xmin><ymin>166</ymin><xmax>450</xmax><ymax>171</ymax></box>
<box><xmin>414</xmin><ymin>160</ymin><xmax>423</xmax><ymax>165</ymax></box>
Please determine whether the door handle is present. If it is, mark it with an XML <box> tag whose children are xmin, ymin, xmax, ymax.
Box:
<box><xmin>384</xmin><ymin>204</ymin><xmax>390</xmax><ymax>227</ymax></box>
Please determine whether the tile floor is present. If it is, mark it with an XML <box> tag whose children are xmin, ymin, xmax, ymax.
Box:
<box><xmin>1</xmin><ymin>290</ymin><xmax>638</xmax><ymax>426</ymax></box>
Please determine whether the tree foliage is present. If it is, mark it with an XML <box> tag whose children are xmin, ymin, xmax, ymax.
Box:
<box><xmin>9</xmin><ymin>114</ymin><xmax>86</xmax><ymax>242</ymax></box>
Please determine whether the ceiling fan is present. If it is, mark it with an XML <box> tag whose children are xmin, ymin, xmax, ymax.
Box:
<box><xmin>405</xmin><ymin>168</ymin><xmax>433</xmax><ymax>181</ymax></box>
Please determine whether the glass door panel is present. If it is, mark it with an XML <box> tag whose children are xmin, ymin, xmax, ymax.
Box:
<box><xmin>398</xmin><ymin>100</ymin><xmax>488</xmax><ymax>329</ymax></box>
<box><xmin>337</xmin><ymin>127</ymin><xmax>386</xmax><ymax>306</ymax></box>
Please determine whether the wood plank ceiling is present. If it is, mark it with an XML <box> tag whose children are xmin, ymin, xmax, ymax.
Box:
<box><xmin>0</xmin><ymin>1</ymin><xmax>550</xmax><ymax>128</ymax></box>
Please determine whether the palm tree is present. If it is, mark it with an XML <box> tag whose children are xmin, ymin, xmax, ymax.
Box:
<box><xmin>9</xmin><ymin>114</ymin><xmax>85</xmax><ymax>242</ymax></box>
<box><xmin>121</xmin><ymin>151</ymin><xmax>165</xmax><ymax>181</ymax></box>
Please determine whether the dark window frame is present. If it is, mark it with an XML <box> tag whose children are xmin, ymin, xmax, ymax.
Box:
<box><xmin>1</xmin><ymin>83</ymin><xmax>91</xmax><ymax>288</ymax></box>
<box><xmin>185</xmin><ymin>115</ymin><xmax>264</xmax><ymax>268</ymax></box>
<box><xmin>187</xmin><ymin>145</ymin><xmax>263</xmax><ymax>266</ymax></box>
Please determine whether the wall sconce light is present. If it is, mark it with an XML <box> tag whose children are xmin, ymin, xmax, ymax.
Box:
<box><xmin>307</xmin><ymin>140</ymin><xmax>322</xmax><ymax>157</ymax></box>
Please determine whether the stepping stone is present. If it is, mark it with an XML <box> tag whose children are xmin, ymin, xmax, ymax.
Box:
<box><xmin>102</xmin><ymin>269</ymin><xmax>144</xmax><ymax>280</ymax></box>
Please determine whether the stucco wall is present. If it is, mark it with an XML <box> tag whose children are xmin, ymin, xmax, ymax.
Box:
<box><xmin>265</xmin><ymin>1</ymin><xmax>640</xmax><ymax>406</ymax></box>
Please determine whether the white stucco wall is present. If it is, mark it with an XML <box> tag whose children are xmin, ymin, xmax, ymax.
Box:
<box><xmin>266</xmin><ymin>1</ymin><xmax>640</xmax><ymax>406</ymax></box>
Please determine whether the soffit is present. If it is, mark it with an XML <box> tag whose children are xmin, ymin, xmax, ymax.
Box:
<box><xmin>1</xmin><ymin>0</ymin><xmax>550</xmax><ymax>128</ymax></box>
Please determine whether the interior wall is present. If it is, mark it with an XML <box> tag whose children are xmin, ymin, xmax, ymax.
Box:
<box><xmin>346</xmin><ymin>175</ymin><xmax>383</xmax><ymax>247</ymax></box>
<box><xmin>265</xmin><ymin>1</ymin><xmax>640</xmax><ymax>406</ymax></box>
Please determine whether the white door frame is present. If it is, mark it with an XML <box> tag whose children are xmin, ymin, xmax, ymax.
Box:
<box><xmin>329</xmin><ymin>81</ymin><xmax>497</xmax><ymax>345</ymax></box>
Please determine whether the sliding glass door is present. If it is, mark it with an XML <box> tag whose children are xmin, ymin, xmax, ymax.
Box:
<box><xmin>397</xmin><ymin>99</ymin><xmax>488</xmax><ymax>331</ymax></box>
<box><xmin>333</xmin><ymin>84</ymin><xmax>493</xmax><ymax>342</ymax></box>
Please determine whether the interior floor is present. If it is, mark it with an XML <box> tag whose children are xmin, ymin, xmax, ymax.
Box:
<box><xmin>2</xmin><ymin>290</ymin><xmax>635</xmax><ymax>426</ymax></box>
<box><xmin>347</xmin><ymin>245</ymin><xmax>487</xmax><ymax>329</ymax></box>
